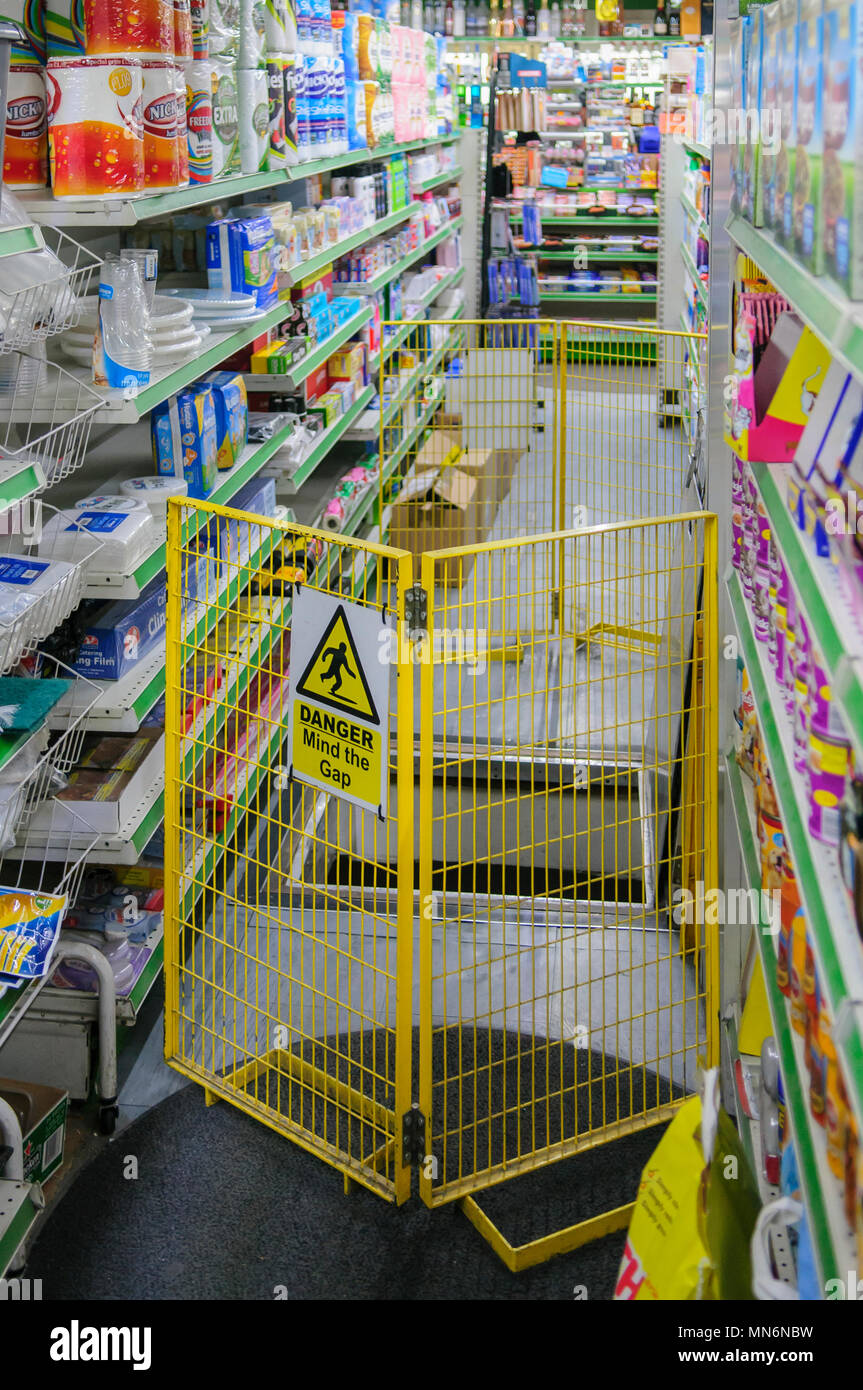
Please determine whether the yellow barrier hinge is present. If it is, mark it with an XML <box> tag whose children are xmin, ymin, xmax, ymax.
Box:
<box><xmin>404</xmin><ymin>582</ymin><xmax>428</xmax><ymax>638</ymax></box>
<box><xmin>402</xmin><ymin>1102</ymin><xmax>426</xmax><ymax>1166</ymax></box>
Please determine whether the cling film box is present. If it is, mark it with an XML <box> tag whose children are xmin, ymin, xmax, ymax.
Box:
<box><xmin>822</xmin><ymin>0</ymin><xmax>863</xmax><ymax>296</ymax></box>
<box><xmin>794</xmin><ymin>0</ymin><xmax>826</xmax><ymax>273</ymax></box>
<box><xmin>776</xmin><ymin>0</ymin><xmax>801</xmax><ymax>244</ymax></box>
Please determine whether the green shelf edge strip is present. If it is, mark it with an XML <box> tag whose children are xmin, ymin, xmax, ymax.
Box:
<box><xmin>289</xmin><ymin>202</ymin><xmax>422</xmax><ymax>285</ymax></box>
<box><xmin>345</xmin><ymin>216</ymin><xmax>465</xmax><ymax>295</ymax></box>
<box><xmin>679</xmin><ymin>191</ymin><xmax>709</xmax><ymax>236</ymax></box>
<box><xmin>727</xmin><ymin>569</ymin><xmax>863</xmax><ymax>1119</ymax></box>
<box><xmin>289</xmin><ymin>385</ymin><xmax>375</xmax><ymax>489</ymax></box>
<box><xmin>414</xmin><ymin>164</ymin><xmax>463</xmax><ymax>193</ymax></box>
<box><xmin>510</xmin><ymin>213</ymin><xmax>658</xmax><ymax>225</ymax></box>
<box><xmin>538</xmin><ymin>290</ymin><xmax>657</xmax><ymax>302</ymax></box>
<box><xmin>533</xmin><ymin>250</ymin><xmax>658</xmax><ymax>262</ymax></box>
<box><xmin>680</xmin><ymin>241</ymin><xmax>708</xmax><ymax>307</ymax></box>
<box><xmin>0</xmin><ymin>224</ymin><xmax>42</xmax><ymax>257</ymax></box>
<box><xmin>285</xmin><ymin>304</ymin><xmax>373</xmax><ymax>385</ymax></box>
<box><xmin>726</xmin><ymin>750</ymin><xmax>838</xmax><ymax>1286</ymax></box>
<box><xmin>0</xmin><ymin>462</ymin><xmax>43</xmax><ymax>512</ymax></box>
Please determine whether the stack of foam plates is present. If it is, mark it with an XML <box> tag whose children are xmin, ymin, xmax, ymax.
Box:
<box><xmin>58</xmin><ymin>295</ymin><xmax>208</xmax><ymax>368</ymax></box>
<box><xmin>162</xmin><ymin>287</ymin><xmax>266</xmax><ymax>331</ymax></box>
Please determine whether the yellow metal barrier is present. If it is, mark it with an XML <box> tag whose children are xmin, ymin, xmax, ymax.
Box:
<box><xmin>416</xmin><ymin>513</ymin><xmax>719</xmax><ymax>1231</ymax></box>
<box><xmin>164</xmin><ymin>500</ymin><xmax>416</xmax><ymax>1202</ymax></box>
<box><xmin>162</xmin><ymin>317</ymin><xmax>717</xmax><ymax>1266</ymax></box>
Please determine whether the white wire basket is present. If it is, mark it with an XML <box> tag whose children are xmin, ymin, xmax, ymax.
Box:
<box><xmin>0</xmin><ymin>655</ymin><xmax>101</xmax><ymax>899</ymax></box>
<box><xmin>0</xmin><ymin>227</ymin><xmax>101</xmax><ymax>354</ymax></box>
<box><xmin>0</xmin><ymin>503</ymin><xmax>104</xmax><ymax>673</ymax></box>
<box><xmin>0</xmin><ymin>351</ymin><xmax>103</xmax><ymax>487</ymax></box>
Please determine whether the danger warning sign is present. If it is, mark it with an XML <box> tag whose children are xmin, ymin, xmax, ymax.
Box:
<box><xmin>285</xmin><ymin>588</ymin><xmax>390</xmax><ymax>815</ymax></box>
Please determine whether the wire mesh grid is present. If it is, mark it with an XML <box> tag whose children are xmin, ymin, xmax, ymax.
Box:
<box><xmin>418</xmin><ymin>514</ymin><xmax>718</xmax><ymax>1203</ymax></box>
<box><xmin>0</xmin><ymin>227</ymin><xmax>101</xmax><ymax>353</ymax></box>
<box><xmin>0</xmin><ymin>654</ymin><xmax>102</xmax><ymax>898</ymax></box>
<box><xmin>0</xmin><ymin>502</ymin><xmax>104</xmax><ymax>673</ymax></box>
<box><xmin>0</xmin><ymin>350</ymin><xmax>104</xmax><ymax>488</ymax></box>
<box><xmin>379</xmin><ymin>318</ymin><xmax>707</xmax><ymax>564</ymax></box>
<box><xmin>164</xmin><ymin>499</ymin><xmax>414</xmax><ymax>1200</ymax></box>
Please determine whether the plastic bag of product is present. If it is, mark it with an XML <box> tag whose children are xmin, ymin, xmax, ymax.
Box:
<box><xmin>614</xmin><ymin>1071</ymin><xmax>761</xmax><ymax>1301</ymax></box>
<box><xmin>0</xmin><ymin>887</ymin><xmax>67</xmax><ymax>981</ymax></box>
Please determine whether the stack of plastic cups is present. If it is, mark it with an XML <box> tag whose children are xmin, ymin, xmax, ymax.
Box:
<box><xmin>93</xmin><ymin>255</ymin><xmax>152</xmax><ymax>393</ymax></box>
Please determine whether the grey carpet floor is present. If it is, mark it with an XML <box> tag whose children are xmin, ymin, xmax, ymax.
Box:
<box><xmin>29</xmin><ymin>1030</ymin><xmax>679</xmax><ymax>1301</ymax></box>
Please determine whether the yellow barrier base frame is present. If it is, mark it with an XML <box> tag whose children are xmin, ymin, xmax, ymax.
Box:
<box><xmin>459</xmin><ymin>1194</ymin><xmax>635</xmax><ymax>1273</ymax></box>
<box><xmin>205</xmin><ymin>1046</ymin><xmax>396</xmax><ymax>1137</ymax></box>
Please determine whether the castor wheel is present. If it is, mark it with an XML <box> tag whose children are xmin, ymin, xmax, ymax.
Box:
<box><xmin>99</xmin><ymin>1103</ymin><xmax>119</xmax><ymax>1135</ymax></box>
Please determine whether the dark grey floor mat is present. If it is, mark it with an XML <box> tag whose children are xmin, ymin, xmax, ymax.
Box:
<box><xmin>29</xmin><ymin>1030</ymin><xmax>679</xmax><ymax>1301</ymax></box>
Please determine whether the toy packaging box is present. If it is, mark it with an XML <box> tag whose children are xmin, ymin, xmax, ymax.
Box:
<box><xmin>822</xmin><ymin>0</ymin><xmax>863</xmax><ymax>297</ymax></box>
<box><xmin>724</xmin><ymin>306</ymin><xmax>832</xmax><ymax>461</ymax></box>
<box><xmin>777</xmin><ymin>0</ymin><xmax>801</xmax><ymax>245</ymax></box>
<box><xmin>743</xmin><ymin>7</ymin><xmax>764</xmax><ymax>225</ymax></box>
<box><xmin>794</xmin><ymin>0</ymin><xmax>826</xmax><ymax>273</ymax></box>
<box><xmin>760</xmin><ymin>3</ymin><xmax>783</xmax><ymax>230</ymax></box>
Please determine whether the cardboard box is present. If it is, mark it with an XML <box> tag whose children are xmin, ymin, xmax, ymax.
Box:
<box><xmin>389</xmin><ymin>468</ymin><xmax>479</xmax><ymax>582</ymax></box>
<box><xmin>415</xmin><ymin>427</ymin><xmax>463</xmax><ymax>470</ymax></box>
<box><xmin>441</xmin><ymin>447</ymin><xmax>497</xmax><ymax>539</ymax></box>
<box><xmin>0</xmin><ymin>1077</ymin><xmax>68</xmax><ymax>1184</ymax></box>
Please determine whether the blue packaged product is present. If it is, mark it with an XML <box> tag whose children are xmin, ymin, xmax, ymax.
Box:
<box><xmin>203</xmin><ymin>371</ymin><xmax>249</xmax><ymax>470</ymax></box>
<box><xmin>311</xmin><ymin>0</ymin><xmax>330</xmax><ymax>48</ymax></box>
<box><xmin>342</xmin><ymin>12</ymin><xmax>360</xmax><ymax>80</ymax></box>
<box><xmin>151</xmin><ymin>385</ymin><xmax>218</xmax><ymax>499</ymax></box>
<box><xmin>346</xmin><ymin>80</ymin><xmax>367</xmax><ymax>149</ymax></box>
<box><xmin>294</xmin><ymin>55</ymin><xmax>310</xmax><ymax>155</ymax></box>
<box><xmin>203</xmin><ymin>475</ymin><xmax>277</xmax><ymax>563</ymax></box>
<box><xmin>206</xmin><ymin>216</ymin><xmax>278</xmax><ymax>309</ymax></box>
<box><xmin>73</xmin><ymin>577</ymin><xmax>167</xmax><ymax>681</ymax></box>
<box><xmin>306</xmin><ymin>55</ymin><xmax>329</xmax><ymax>150</ymax></box>
<box><xmin>296</xmin><ymin>0</ymin><xmax>313</xmax><ymax>46</ymax></box>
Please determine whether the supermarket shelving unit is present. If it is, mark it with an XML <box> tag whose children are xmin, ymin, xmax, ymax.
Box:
<box><xmin>707</xmin><ymin>0</ymin><xmax>863</xmax><ymax>1294</ymax></box>
<box><xmin>0</xmin><ymin>129</ymin><xmax>466</xmax><ymax>1206</ymax></box>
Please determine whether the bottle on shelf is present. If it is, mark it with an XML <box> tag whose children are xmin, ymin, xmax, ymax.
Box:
<box><xmin>411</xmin><ymin>0</ymin><xmax>423</xmax><ymax>27</ymax></box>
<box><xmin>525</xmin><ymin>0</ymin><xmax>537</xmax><ymax>35</ymax></box>
<box><xmin>434</xmin><ymin>0</ymin><xmax>445</xmax><ymax>32</ymax></box>
<box><xmin>513</xmin><ymin>0</ymin><xmax>525</xmax><ymax>34</ymax></box>
<box><xmin>445</xmin><ymin>0</ymin><xmax>454</xmax><ymax>32</ymax></box>
<box><xmin>561</xmin><ymin>0</ymin><xmax>574</xmax><ymax>35</ymax></box>
<box><xmin>424</xmin><ymin>0</ymin><xmax>435</xmax><ymax>30</ymax></box>
<box><xmin>573</xmin><ymin>0</ymin><xmax>586</xmax><ymax>34</ymax></box>
<box><xmin>489</xmin><ymin>0</ymin><xmax>501</xmax><ymax>34</ymax></box>
<box><xmin>502</xmin><ymin>0</ymin><xmax>515</xmax><ymax>34</ymax></box>
<box><xmin>654</xmin><ymin>0</ymin><xmax>668</xmax><ymax>36</ymax></box>
<box><xmin>401</xmin><ymin>0</ymin><xmax>411</xmax><ymax>24</ymax></box>
<box><xmin>668</xmin><ymin>1</ymin><xmax>681</xmax><ymax>35</ymax></box>
<box><xmin>453</xmin><ymin>0</ymin><xmax>466</xmax><ymax>34</ymax></box>
<box><xmin>470</xmin><ymin>47</ymin><xmax>483</xmax><ymax>126</ymax></box>
<box><xmin>537</xmin><ymin>0</ymin><xmax>550</xmax><ymax>34</ymax></box>
<box><xmin>549</xmin><ymin>0</ymin><xmax>561</xmax><ymax>33</ymax></box>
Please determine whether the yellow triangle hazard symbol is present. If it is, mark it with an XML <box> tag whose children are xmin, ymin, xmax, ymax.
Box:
<box><xmin>295</xmin><ymin>603</ymin><xmax>379</xmax><ymax>725</ymax></box>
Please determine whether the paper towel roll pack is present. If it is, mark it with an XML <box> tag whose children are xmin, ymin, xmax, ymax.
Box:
<box><xmin>46</xmin><ymin>56</ymin><xmax>145</xmax><ymax>198</ymax></box>
<box><xmin>43</xmin><ymin>0</ymin><xmax>173</xmax><ymax>58</ymax></box>
<box><xmin>3</xmin><ymin>65</ymin><xmax>47</xmax><ymax>187</ymax></box>
<box><xmin>184</xmin><ymin>59</ymin><xmax>213</xmax><ymax>183</ymax></box>
<box><xmin>237</xmin><ymin>66</ymin><xmax>268</xmax><ymax>173</ymax></box>
<box><xmin>141</xmin><ymin>59</ymin><xmax>186</xmax><ymax>190</ymax></box>
<box><xmin>210</xmin><ymin>56</ymin><xmax>240</xmax><ymax>178</ymax></box>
